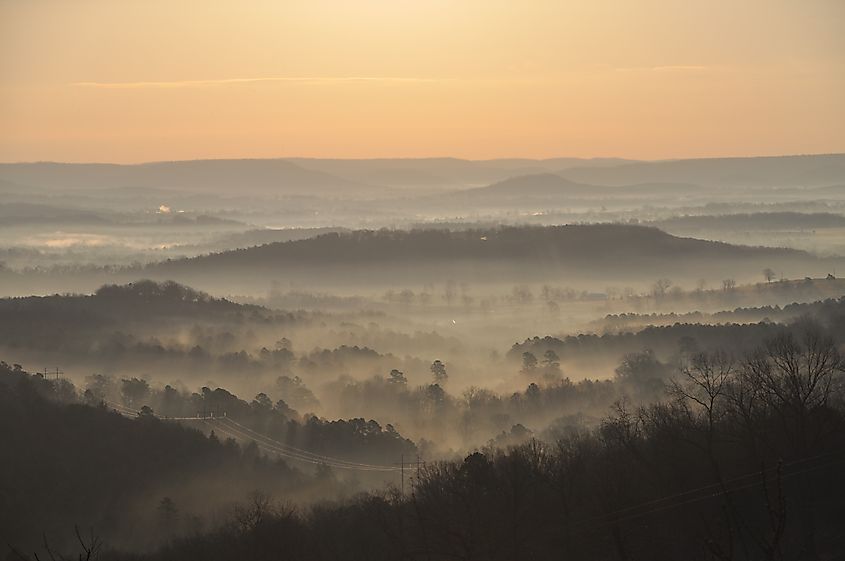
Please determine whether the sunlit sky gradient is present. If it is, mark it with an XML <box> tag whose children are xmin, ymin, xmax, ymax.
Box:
<box><xmin>1</xmin><ymin>0</ymin><xmax>843</xmax><ymax>163</ymax></box>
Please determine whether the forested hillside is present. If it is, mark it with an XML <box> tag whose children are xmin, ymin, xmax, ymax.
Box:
<box><xmin>6</xmin><ymin>322</ymin><xmax>844</xmax><ymax>560</ymax></box>
<box><xmin>0</xmin><ymin>362</ymin><xmax>415</xmax><ymax>555</ymax></box>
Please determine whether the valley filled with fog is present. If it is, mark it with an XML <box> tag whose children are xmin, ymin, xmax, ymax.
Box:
<box><xmin>2</xmin><ymin>154</ymin><xmax>845</xmax><ymax>559</ymax></box>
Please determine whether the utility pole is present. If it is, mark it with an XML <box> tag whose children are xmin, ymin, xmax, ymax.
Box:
<box><xmin>393</xmin><ymin>455</ymin><xmax>405</xmax><ymax>496</ymax></box>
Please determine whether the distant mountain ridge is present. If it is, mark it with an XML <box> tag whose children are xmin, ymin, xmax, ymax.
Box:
<box><xmin>2</xmin><ymin>154</ymin><xmax>841</xmax><ymax>200</ymax></box>
<box><xmin>559</xmin><ymin>153</ymin><xmax>845</xmax><ymax>188</ymax></box>
<box><xmin>0</xmin><ymin>159</ymin><xmax>383</xmax><ymax>199</ymax></box>
<box><xmin>457</xmin><ymin>173</ymin><xmax>699</xmax><ymax>199</ymax></box>
<box><xmin>0</xmin><ymin>157</ymin><xmax>634</xmax><ymax>197</ymax></box>
<box><xmin>288</xmin><ymin>157</ymin><xmax>633</xmax><ymax>188</ymax></box>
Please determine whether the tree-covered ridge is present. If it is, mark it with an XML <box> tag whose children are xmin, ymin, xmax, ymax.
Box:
<box><xmin>0</xmin><ymin>280</ymin><xmax>307</xmax><ymax>357</ymax></box>
<box><xmin>512</xmin><ymin>298</ymin><xmax>845</xmax><ymax>368</ymax></box>
<box><xmin>653</xmin><ymin>211</ymin><xmax>845</xmax><ymax>231</ymax></box>
<box><xmin>512</xmin><ymin>322</ymin><xmax>783</xmax><ymax>364</ymax></box>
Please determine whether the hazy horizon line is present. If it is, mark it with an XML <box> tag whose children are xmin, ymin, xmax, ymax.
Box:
<box><xmin>1</xmin><ymin>151</ymin><xmax>844</xmax><ymax>167</ymax></box>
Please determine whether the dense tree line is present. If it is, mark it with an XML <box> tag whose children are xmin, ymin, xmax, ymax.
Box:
<box><xmin>653</xmin><ymin>211</ymin><xmax>845</xmax><ymax>232</ymax></box>
<box><xmin>617</xmin><ymin>277</ymin><xmax>845</xmax><ymax>312</ymax></box>
<box><xmin>509</xmin><ymin>317</ymin><xmax>845</xmax><ymax>370</ymax></box>
<box><xmin>88</xmin><ymin>374</ymin><xmax>418</xmax><ymax>467</ymax></box>
<box><xmin>598</xmin><ymin>295</ymin><xmax>845</xmax><ymax>333</ymax></box>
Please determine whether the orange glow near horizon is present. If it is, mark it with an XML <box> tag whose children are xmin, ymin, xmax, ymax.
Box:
<box><xmin>1</xmin><ymin>0</ymin><xmax>844</xmax><ymax>163</ymax></box>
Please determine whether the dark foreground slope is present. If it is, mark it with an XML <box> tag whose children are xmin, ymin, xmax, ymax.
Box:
<box><xmin>0</xmin><ymin>363</ymin><xmax>304</xmax><ymax>553</ymax></box>
<box><xmin>148</xmin><ymin>224</ymin><xmax>832</xmax><ymax>292</ymax></box>
<box><xmin>0</xmin><ymin>362</ymin><xmax>415</xmax><ymax>555</ymax></box>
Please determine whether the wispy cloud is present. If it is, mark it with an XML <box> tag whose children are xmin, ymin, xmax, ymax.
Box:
<box><xmin>614</xmin><ymin>65</ymin><xmax>711</xmax><ymax>73</ymax></box>
<box><xmin>651</xmin><ymin>65</ymin><xmax>709</xmax><ymax>72</ymax></box>
<box><xmin>72</xmin><ymin>76</ymin><xmax>445</xmax><ymax>89</ymax></box>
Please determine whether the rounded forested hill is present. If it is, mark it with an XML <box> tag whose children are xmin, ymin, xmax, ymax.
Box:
<box><xmin>145</xmin><ymin>224</ymin><xmax>826</xmax><ymax>293</ymax></box>
<box><xmin>153</xmin><ymin>224</ymin><xmax>809</xmax><ymax>268</ymax></box>
<box><xmin>0</xmin><ymin>280</ymin><xmax>300</xmax><ymax>350</ymax></box>
<box><xmin>0</xmin><ymin>280</ymin><xmax>267</xmax><ymax>320</ymax></box>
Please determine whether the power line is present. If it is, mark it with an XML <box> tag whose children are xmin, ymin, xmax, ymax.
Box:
<box><xmin>219</xmin><ymin>416</ymin><xmax>400</xmax><ymax>471</ymax></box>
<box><xmin>94</xmin><ymin>398</ymin><xmax>844</xmax><ymax>528</ymax></box>
<box><xmin>200</xmin><ymin>420</ymin><xmax>338</xmax><ymax>468</ymax></box>
<box><xmin>217</xmin><ymin>418</ymin><xmax>400</xmax><ymax>472</ymax></box>
<box><xmin>569</xmin><ymin>452</ymin><xmax>845</xmax><ymax>535</ymax></box>
<box><xmin>204</xmin><ymin>419</ymin><xmax>399</xmax><ymax>472</ymax></box>
<box><xmin>102</xmin><ymin>399</ymin><xmax>138</xmax><ymax>417</ymax></box>
<box><xmin>574</xmin><ymin>449</ymin><xmax>842</xmax><ymax>526</ymax></box>
<box><xmin>101</xmin><ymin>401</ymin><xmax>400</xmax><ymax>472</ymax></box>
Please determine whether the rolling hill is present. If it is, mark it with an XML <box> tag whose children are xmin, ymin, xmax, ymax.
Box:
<box><xmin>144</xmin><ymin>224</ymin><xmax>837</xmax><ymax>291</ymax></box>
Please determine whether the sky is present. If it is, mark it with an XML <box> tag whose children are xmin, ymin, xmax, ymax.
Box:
<box><xmin>1</xmin><ymin>0</ymin><xmax>844</xmax><ymax>163</ymax></box>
